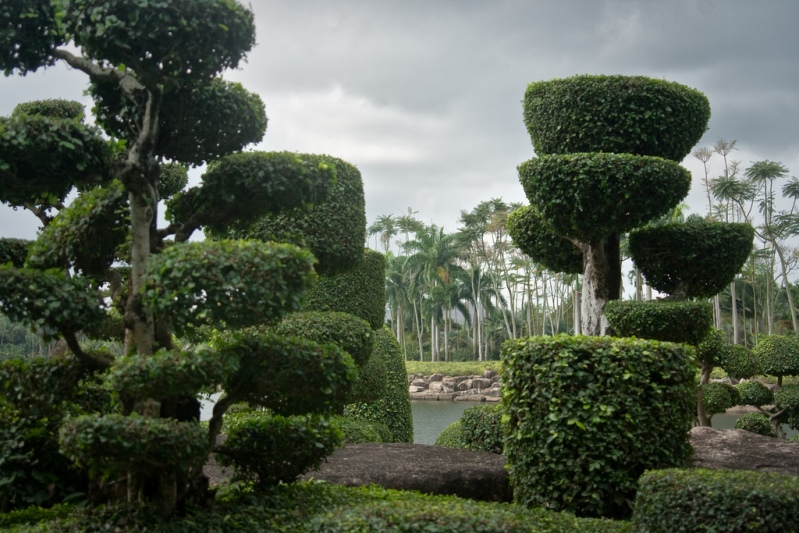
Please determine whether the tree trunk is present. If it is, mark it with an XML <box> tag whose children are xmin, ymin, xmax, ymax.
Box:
<box><xmin>579</xmin><ymin>235</ymin><xmax>621</xmax><ymax>336</ymax></box>
<box><xmin>731</xmin><ymin>281</ymin><xmax>739</xmax><ymax>344</ymax></box>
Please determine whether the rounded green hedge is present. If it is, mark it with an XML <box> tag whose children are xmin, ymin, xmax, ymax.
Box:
<box><xmin>507</xmin><ymin>205</ymin><xmax>583</xmax><ymax>274</ymax></box>
<box><xmin>752</xmin><ymin>335</ymin><xmax>799</xmax><ymax>384</ymax></box>
<box><xmin>604</xmin><ymin>300</ymin><xmax>712</xmax><ymax>346</ymax></box>
<box><xmin>274</xmin><ymin>311</ymin><xmax>374</xmax><ymax>367</ymax></box>
<box><xmin>736</xmin><ymin>381</ymin><xmax>773</xmax><ymax>408</ymax></box>
<box><xmin>523</xmin><ymin>75</ymin><xmax>710</xmax><ymax>161</ymax></box>
<box><xmin>303</xmin><ymin>249</ymin><xmax>386</xmax><ymax>330</ymax></box>
<box><xmin>460</xmin><ymin>404</ymin><xmax>505</xmax><ymax>454</ymax></box>
<box><xmin>701</xmin><ymin>382</ymin><xmax>740</xmax><ymax>417</ymax></box>
<box><xmin>629</xmin><ymin>220</ymin><xmax>754</xmax><ymax>298</ymax></box>
<box><xmin>518</xmin><ymin>153</ymin><xmax>691</xmax><ymax>242</ymax></box>
<box><xmin>722</xmin><ymin>344</ymin><xmax>760</xmax><ymax>380</ymax></box>
<box><xmin>501</xmin><ymin>335</ymin><xmax>696</xmax><ymax>519</ymax></box>
<box><xmin>632</xmin><ymin>468</ymin><xmax>799</xmax><ymax>532</ymax></box>
<box><xmin>234</xmin><ymin>155</ymin><xmax>367</xmax><ymax>276</ymax></box>
<box><xmin>435</xmin><ymin>420</ymin><xmax>465</xmax><ymax>449</ymax></box>
<box><xmin>12</xmin><ymin>99</ymin><xmax>85</xmax><ymax>121</ymax></box>
<box><xmin>344</xmin><ymin>327</ymin><xmax>413</xmax><ymax>443</ymax></box>
<box><xmin>735</xmin><ymin>412</ymin><xmax>774</xmax><ymax>437</ymax></box>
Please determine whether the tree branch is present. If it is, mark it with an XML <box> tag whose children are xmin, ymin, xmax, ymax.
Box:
<box><xmin>63</xmin><ymin>331</ymin><xmax>114</xmax><ymax>370</ymax></box>
<box><xmin>53</xmin><ymin>48</ymin><xmax>145</xmax><ymax>94</ymax></box>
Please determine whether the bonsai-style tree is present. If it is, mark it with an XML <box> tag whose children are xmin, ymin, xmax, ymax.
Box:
<box><xmin>0</xmin><ymin>1</ymin><xmax>367</xmax><ymax>511</ymax></box>
<box><xmin>508</xmin><ymin>75</ymin><xmax>710</xmax><ymax>334</ymax></box>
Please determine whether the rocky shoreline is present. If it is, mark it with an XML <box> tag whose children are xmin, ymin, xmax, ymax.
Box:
<box><xmin>408</xmin><ymin>370</ymin><xmax>502</xmax><ymax>402</ymax></box>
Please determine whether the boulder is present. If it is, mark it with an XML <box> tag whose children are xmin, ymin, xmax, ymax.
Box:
<box><xmin>302</xmin><ymin>443</ymin><xmax>511</xmax><ymax>502</ymax></box>
<box><xmin>482</xmin><ymin>369</ymin><xmax>496</xmax><ymax>379</ymax></box>
<box><xmin>429</xmin><ymin>373</ymin><xmax>444</xmax><ymax>382</ymax></box>
<box><xmin>689</xmin><ymin>426</ymin><xmax>799</xmax><ymax>477</ymax></box>
<box><xmin>471</xmin><ymin>377</ymin><xmax>492</xmax><ymax>390</ymax></box>
<box><xmin>428</xmin><ymin>381</ymin><xmax>454</xmax><ymax>393</ymax></box>
<box><xmin>410</xmin><ymin>378</ymin><xmax>428</xmax><ymax>389</ymax></box>
<box><xmin>456</xmin><ymin>379</ymin><xmax>474</xmax><ymax>391</ymax></box>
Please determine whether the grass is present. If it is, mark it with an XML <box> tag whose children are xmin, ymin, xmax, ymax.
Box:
<box><xmin>405</xmin><ymin>360</ymin><xmax>502</xmax><ymax>377</ymax></box>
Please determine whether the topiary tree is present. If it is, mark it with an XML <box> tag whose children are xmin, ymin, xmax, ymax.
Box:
<box><xmin>0</xmin><ymin>1</ymin><xmax>367</xmax><ymax>512</ymax></box>
<box><xmin>509</xmin><ymin>75</ymin><xmax>710</xmax><ymax>335</ymax></box>
<box><xmin>752</xmin><ymin>335</ymin><xmax>799</xmax><ymax>387</ymax></box>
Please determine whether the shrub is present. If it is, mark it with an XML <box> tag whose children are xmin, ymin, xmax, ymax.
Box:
<box><xmin>273</xmin><ymin>311</ymin><xmax>374</xmax><ymax>367</ymax></box>
<box><xmin>215</xmin><ymin>412</ymin><xmax>342</xmax><ymax>488</ymax></box>
<box><xmin>345</xmin><ymin>327</ymin><xmax>413</xmax><ymax>443</ymax></box>
<box><xmin>501</xmin><ymin>335</ymin><xmax>696</xmax><ymax>519</ymax></box>
<box><xmin>506</xmin><ymin>205</ymin><xmax>583</xmax><ymax>274</ymax></box>
<box><xmin>460</xmin><ymin>404</ymin><xmax>505</xmax><ymax>454</ymax></box>
<box><xmin>632</xmin><ymin>468</ymin><xmax>799</xmax><ymax>532</ymax></box>
<box><xmin>435</xmin><ymin>420</ymin><xmax>465</xmax><ymax>449</ymax></box>
<box><xmin>523</xmin><ymin>75</ymin><xmax>710</xmax><ymax>162</ymax></box>
<box><xmin>736</xmin><ymin>381</ymin><xmax>773</xmax><ymax>408</ymax></box>
<box><xmin>604</xmin><ymin>300</ymin><xmax>712</xmax><ymax>346</ymax></box>
<box><xmin>722</xmin><ymin>344</ymin><xmax>760</xmax><ymax>380</ymax></box>
<box><xmin>330</xmin><ymin>415</ymin><xmax>389</xmax><ymax>444</ymax></box>
<box><xmin>752</xmin><ymin>335</ymin><xmax>799</xmax><ymax>386</ymax></box>
<box><xmin>303</xmin><ymin>248</ymin><xmax>386</xmax><ymax>329</ymax></box>
<box><xmin>701</xmin><ymin>382</ymin><xmax>740</xmax><ymax>417</ymax></box>
<box><xmin>735</xmin><ymin>412</ymin><xmax>774</xmax><ymax>437</ymax></box>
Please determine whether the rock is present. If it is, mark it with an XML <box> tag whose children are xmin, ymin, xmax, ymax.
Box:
<box><xmin>482</xmin><ymin>369</ymin><xmax>496</xmax><ymax>379</ymax></box>
<box><xmin>428</xmin><ymin>381</ymin><xmax>454</xmax><ymax>393</ymax></box>
<box><xmin>302</xmin><ymin>443</ymin><xmax>511</xmax><ymax>502</ymax></box>
<box><xmin>456</xmin><ymin>379</ymin><xmax>474</xmax><ymax>391</ymax></box>
<box><xmin>411</xmin><ymin>378</ymin><xmax>428</xmax><ymax>389</ymax></box>
<box><xmin>409</xmin><ymin>386</ymin><xmax>426</xmax><ymax>393</ymax></box>
<box><xmin>429</xmin><ymin>373</ymin><xmax>444</xmax><ymax>382</ymax></box>
<box><xmin>455</xmin><ymin>394</ymin><xmax>486</xmax><ymax>402</ymax></box>
<box><xmin>689</xmin><ymin>427</ymin><xmax>799</xmax><ymax>477</ymax></box>
<box><xmin>471</xmin><ymin>378</ymin><xmax>492</xmax><ymax>390</ymax></box>
<box><xmin>444</xmin><ymin>376</ymin><xmax>467</xmax><ymax>386</ymax></box>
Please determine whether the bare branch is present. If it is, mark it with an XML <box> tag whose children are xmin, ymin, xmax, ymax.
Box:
<box><xmin>53</xmin><ymin>48</ymin><xmax>145</xmax><ymax>94</ymax></box>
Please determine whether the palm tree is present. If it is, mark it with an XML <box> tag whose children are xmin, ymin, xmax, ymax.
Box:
<box><xmin>368</xmin><ymin>214</ymin><xmax>398</xmax><ymax>254</ymax></box>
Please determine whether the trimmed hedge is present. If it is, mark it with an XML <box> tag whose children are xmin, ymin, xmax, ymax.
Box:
<box><xmin>435</xmin><ymin>419</ymin><xmax>465</xmax><ymax>449</ymax></box>
<box><xmin>12</xmin><ymin>99</ymin><xmax>85</xmax><ymax>121</ymax></box>
<box><xmin>459</xmin><ymin>403</ymin><xmax>505</xmax><ymax>454</ymax></box>
<box><xmin>523</xmin><ymin>75</ymin><xmax>710</xmax><ymax>161</ymax></box>
<box><xmin>752</xmin><ymin>335</ymin><xmax>799</xmax><ymax>385</ymax></box>
<box><xmin>330</xmin><ymin>415</ymin><xmax>391</xmax><ymax>444</ymax></box>
<box><xmin>632</xmin><ymin>468</ymin><xmax>799</xmax><ymax>532</ymax></box>
<box><xmin>501</xmin><ymin>335</ymin><xmax>696</xmax><ymax>519</ymax></box>
<box><xmin>735</xmin><ymin>412</ymin><xmax>774</xmax><ymax>437</ymax></box>
<box><xmin>303</xmin><ymin>248</ymin><xmax>386</xmax><ymax>330</ymax></box>
<box><xmin>345</xmin><ymin>327</ymin><xmax>413</xmax><ymax>443</ymax></box>
<box><xmin>736</xmin><ymin>381</ymin><xmax>773</xmax><ymax>408</ymax></box>
<box><xmin>518</xmin><ymin>153</ymin><xmax>692</xmax><ymax>242</ymax></box>
<box><xmin>604</xmin><ymin>300</ymin><xmax>713</xmax><ymax>346</ymax></box>
<box><xmin>701</xmin><ymin>382</ymin><xmax>740</xmax><ymax>417</ymax></box>
<box><xmin>629</xmin><ymin>220</ymin><xmax>754</xmax><ymax>298</ymax></box>
<box><xmin>722</xmin><ymin>344</ymin><xmax>760</xmax><ymax>380</ymax></box>
<box><xmin>507</xmin><ymin>204</ymin><xmax>583</xmax><ymax>274</ymax></box>
<box><xmin>234</xmin><ymin>155</ymin><xmax>367</xmax><ymax>275</ymax></box>
<box><xmin>273</xmin><ymin>311</ymin><xmax>374</xmax><ymax>367</ymax></box>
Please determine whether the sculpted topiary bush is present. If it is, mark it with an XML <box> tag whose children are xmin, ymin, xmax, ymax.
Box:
<box><xmin>752</xmin><ymin>335</ymin><xmax>799</xmax><ymax>386</ymax></box>
<box><xmin>604</xmin><ymin>300</ymin><xmax>712</xmax><ymax>346</ymax></box>
<box><xmin>501</xmin><ymin>335</ymin><xmax>696</xmax><ymax>519</ymax></box>
<box><xmin>459</xmin><ymin>404</ymin><xmax>505</xmax><ymax>454</ymax></box>
<box><xmin>735</xmin><ymin>412</ymin><xmax>774</xmax><ymax>437</ymax></box>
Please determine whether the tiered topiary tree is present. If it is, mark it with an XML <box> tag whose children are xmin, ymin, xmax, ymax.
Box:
<box><xmin>0</xmin><ymin>0</ymin><xmax>372</xmax><ymax>512</ymax></box>
<box><xmin>508</xmin><ymin>75</ymin><xmax>710</xmax><ymax>335</ymax></box>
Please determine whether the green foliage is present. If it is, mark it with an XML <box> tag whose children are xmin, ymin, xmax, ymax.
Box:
<box><xmin>460</xmin><ymin>404</ymin><xmax>505</xmax><ymax>454</ymax></box>
<box><xmin>701</xmin><ymin>382</ymin><xmax>740</xmax><ymax>417</ymax></box>
<box><xmin>0</xmin><ymin>115</ymin><xmax>113</xmax><ymax>206</ymax></box>
<box><xmin>91</xmin><ymin>78</ymin><xmax>267</xmax><ymax>166</ymax></box>
<box><xmin>405</xmin><ymin>360</ymin><xmax>503</xmax><ymax>377</ymax></box>
<box><xmin>0</xmin><ymin>239</ymin><xmax>30</xmax><ymax>267</ymax></box>
<box><xmin>629</xmin><ymin>220</ymin><xmax>754</xmax><ymax>298</ymax></box>
<box><xmin>0</xmin><ymin>1</ymin><xmax>65</xmax><ymax>76</ymax></box>
<box><xmin>345</xmin><ymin>327</ymin><xmax>413</xmax><ymax>443</ymax></box>
<box><xmin>218</xmin><ymin>330</ymin><xmax>357</xmax><ymax>416</ymax></box>
<box><xmin>216</xmin><ymin>411</ymin><xmax>341</xmax><ymax>488</ymax></box>
<box><xmin>735</xmin><ymin>412</ymin><xmax>774</xmax><ymax>437</ymax></box>
<box><xmin>632</xmin><ymin>468</ymin><xmax>799</xmax><ymax>532</ymax></box>
<box><xmin>13</xmin><ymin>99</ymin><xmax>85</xmax><ymax>121</ymax></box>
<box><xmin>168</xmin><ymin>151</ymin><xmax>336</xmax><ymax>235</ymax></box>
<box><xmin>330</xmin><ymin>415</ymin><xmax>388</xmax><ymax>444</ymax></box>
<box><xmin>303</xmin><ymin>249</ymin><xmax>387</xmax><ymax>329</ymax></box>
<box><xmin>108</xmin><ymin>347</ymin><xmax>238</xmax><ymax>401</ymax></box>
<box><xmin>523</xmin><ymin>75</ymin><xmax>710</xmax><ymax>161</ymax></box>
<box><xmin>752</xmin><ymin>335</ymin><xmax>799</xmax><ymax>382</ymax></box>
<box><xmin>83</xmin><ymin>308</ymin><xmax>125</xmax><ymax>343</ymax></box>
<box><xmin>518</xmin><ymin>153</ymin><xmax>691</xmax><ymax>242</ymax></box>
<box><xmin>604</xmin><ymin>300</ymin><xmax>712</xmax><ymax>346</ymax></box>
<box><xmin>348</xmin><ymin>347</ymin><xmax>387</xmax><ymax>404</ymax></box>
<box><xmin>143</xmin><ymin>240</ymin><xmax>316</xmax><ymax>335</ymax></box>
<box><xmin>0</xmin><ymin>503</ymin><xmax>72</xmax><ymax>529</ymax></box>
<box><xmin>435</xmin><ymin>419</ymin><xmax>465</xmax><ymax>449</ymax></box>
<box><xmin>507</xmin><ymin>205</ymin><xmax>583</xmax><ymax>274</ymax></box>
<box><xmin>59</xmin><ymin>414</ymin><xmax>208</xmax><ymax>478</ymax></box>
<box><xmin>695</xmin><ymin>328</ymin><xmax>725</xmax><ymax>367</ymax></box>
<box><xmin>501</xmin><ymin>335</ymin><xmax>696</xmax><ymax>519</ymax></box>
<box><xmin>774</xmin><ymin>385</ymin><xmax>799</xmax><ymax>419</ymax></box>
<box><xmin>233</xmin><ymin>155</ymin><xmax>367</xmax><ymax>275</ymax></box>
<box><xmin>0</xmin><ymin>266</ymin><xmax>105</xmax><ymax>339</ymax></box>
<box><xmin>273</xmin><ymin>311</ymin><xmax>374</xmax><ymax>367</ymax></box>
<box><xmin>64</xmin><ymin>0</ymin><xmax>256</xmax><ymax>84</ymax></box>
<box><xmin>157</xmin><ymin>162</ymin><xmax>189</xmax><ymax>200</ymax></box>
<box><xmin>26</xmin><ymin>181</ymin><xmax>128</xmax><ymax>279</ymax></box>
<box><xmin>721</xmin><ymin>344</ymin><xmax>760</xmax><ymax>380</ymax></box>
<box><xmin>736</xmin><ymin>381</ymin><xmax>774</xmax><ymax>408</ymax></box>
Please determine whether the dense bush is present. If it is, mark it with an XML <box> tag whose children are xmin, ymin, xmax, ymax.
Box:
<box><xmin>273</xmin><ymin>311</ymin><xmax>374</xmax><ymax>367</ymax></box>
<box><xmin>604</xmin><ymin>300</ymin><xmax>713</xmax><ymax>346</ymax></box>
<box><xmin>0</xmin><ymin>238</ymin><xmax>30</xmax><ymax>267</ymax></box>
<box><xmin>459</xmin><ymin>404</ymin><xmax>505</xmax><ymax>454</ymax></box>
<box><xmin>629</xmin><ymin>220</ymin><xmax>754</xmax><ymax>299</ymax></box>
<box><xmin>701</xmin><ymin>382</ymin><xmax>740</xmax><ymax>418</ymax></box>
<box><xmin>435</xmin><ymin>420</ymin><xmax>465</xmax><ymax>449</ymax></box>
<box><xmin>12</xmin><ymin>99</ymin><xmax>85</xmax><ymax>121</ymax></box>
<box><xmin>632</xmin><ymin>468</ymin><xmax>799</xmax><ymax>532</ymax></box>
<box><xmin>736</xmin><ymin>381</ymin><xmax>774</xmax><ymax>408</ymax></box>
<box><xmin>735</xmin><ymin>412</ymin><xmax>774</xmax><ymax>437</ymax></box>
<box><xmin>506</xmin><ymin>205</ymin><xmax>583</xmax><ymax>274</ymax></box>
<box><xmin>523</xmin><ymin>75</ymin><xmax>710</xmax><ymax>161</ymax></box>
<box><xmin>229</xmin><ymin>155</ymin><xmax>367</xmax><ymax>275</ymax></box>
<box><xmin>330</xmin><ymin>415</ymin><xmax>390</xmax><ymax>444</ymax></box>
<box><xmin>752</xmin><ymin>335</ymin><xmax>799</xmax><ymax>386</ymax></box>
<box><xmin>303</xmin><ymin>248</ymin><xmax>386</xmax><ymax>329</ymax></box>
<box><xmin>501</xmin><ymin>335</ymin><xmax>696</xmax><ymax>519</ymax></box>
<box><xmin>345</xmin><ymin>327</ymin><xmax>413</xmax><ymax>443</ymax></box>
<box><xmin>215</xmin><ymin>412</ymin><xmax>341</xmax><ymax>488</ymax></box>
<box><xmin>721</xmin><ymin>344</ymin><xmax>760</xmax><ymax>380</ymax></box>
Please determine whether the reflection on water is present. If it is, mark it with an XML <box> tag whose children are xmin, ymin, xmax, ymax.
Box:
<box><xmin>412</xmin><ymin>401</ymin><xmax>484</xmax><ymax>445</ymax></box>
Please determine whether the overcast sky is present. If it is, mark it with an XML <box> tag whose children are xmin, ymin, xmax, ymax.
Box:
<box><xmin>2</xmin><ymin>0</ymin><xmax>798</xmax><ymax>246</ymax></box>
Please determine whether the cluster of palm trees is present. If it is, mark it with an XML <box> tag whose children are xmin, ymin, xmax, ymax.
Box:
<box><xmin>371</xmin><ymin>200</ymin><xmax>578</xmax><ymax>362</ymax></box>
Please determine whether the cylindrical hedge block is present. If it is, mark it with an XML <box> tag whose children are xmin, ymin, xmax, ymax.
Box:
<box><xmin>604</xmin><ymin>300</ymin><xmax>713</xmax><ymax>346</ymax></box>
<box><xmin>523</xmin><ymin>75</ymin><xmax>710</xmax><ymax>161</ymax></box>
<box><xmin>632</xmin><ymin>468</ymin><xmax>799</xmax><ymax>532</ymax></box>
<box><xmin>501</xmin><ymin>335</ymin><xmax>696</xmax><ymax>519</ymax></box>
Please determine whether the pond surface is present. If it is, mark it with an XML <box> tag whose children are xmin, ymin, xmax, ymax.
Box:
<box><xmin>411</xmin><ymin>401</ymin><xmax>483</xmax><ymax>445</ymax></box>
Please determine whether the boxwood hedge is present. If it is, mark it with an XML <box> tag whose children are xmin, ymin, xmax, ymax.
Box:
<box><xmin>604</xmin><ymin>300</ymin><xmax>712</xmax><ymax>346</ymax></box>
<box><xmin>501</xmin><ymin>335</ymin><xmax>696</xmax><ymax>519</ymax></box>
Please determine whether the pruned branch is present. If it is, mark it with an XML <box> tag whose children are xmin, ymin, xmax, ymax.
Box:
<box><xmin>53</xmin><ymin>48</ymin><xmax>145</xmax><ymax>94</ymax></box>
<box><xmin>63</xmin><ymin>331</ymin><xmax>114</xmax><ymax>370</ymax></box>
